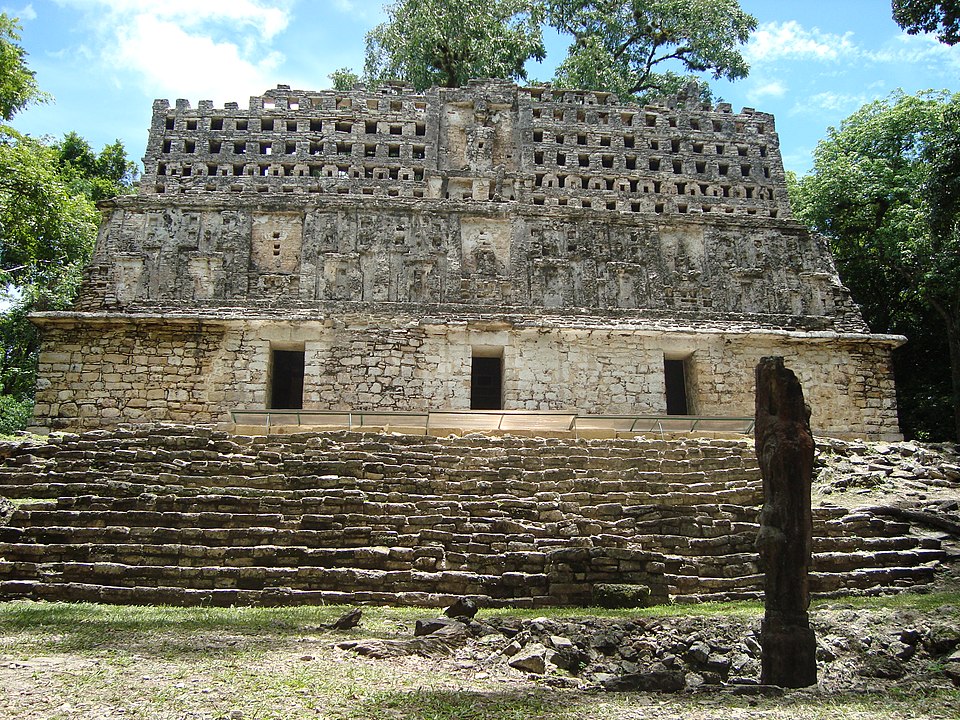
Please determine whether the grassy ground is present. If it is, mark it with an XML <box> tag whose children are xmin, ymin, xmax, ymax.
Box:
<box><xmin>0</xmin><ymin>596</ymin><xmax>958</xmax><ymax>720</ymax></box>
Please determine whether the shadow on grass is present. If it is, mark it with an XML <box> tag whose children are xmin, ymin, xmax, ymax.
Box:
<box><xmin>345</xmin><ymin>684</ymin><xmax>960</xmax><ymax>720</ymax></box>
<box><xmin>352</xmin><ymin>688</ymin><xmax>571</xmax><ymax>720</ymax></box>
<box><xmin>0</xmin><ymin>600</ymin><xmax>414</xmax><ymax>657</ymax></box>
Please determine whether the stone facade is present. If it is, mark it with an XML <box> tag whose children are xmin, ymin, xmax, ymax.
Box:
<box><xmin>31</xmin><ymin>80</ymin><xmax>902</xmax><ymax>437</ymax></box>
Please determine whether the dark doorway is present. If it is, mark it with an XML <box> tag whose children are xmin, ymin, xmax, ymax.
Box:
<box><xmin>664</xmin><ymin>358</ymin><xmax>689</xmax><ymax>415</ymax></box>
<box><xmin>471</xmin><ymin>356</ymin><xmax>502</xmax><ymax>410</ymax></box>
<box><xmin>270</xmin><ymin>350</ymin><xmax>305</xmax><ymax>409</ymax></box>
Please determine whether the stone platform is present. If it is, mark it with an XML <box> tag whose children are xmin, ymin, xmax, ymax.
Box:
<box><xmin>0</xmin><ymin>425</ymin><xmax>945</xmax><ymax>607</ymax></box>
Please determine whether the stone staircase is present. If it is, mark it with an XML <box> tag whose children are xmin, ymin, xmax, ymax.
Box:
<box><xmin>0</xmin><ymin>425</ymin><xmax>946</xmax><ymax>607</ymax></box>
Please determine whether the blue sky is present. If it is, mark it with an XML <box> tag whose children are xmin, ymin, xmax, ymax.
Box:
<box><xmin>6</xmin><ymin>0</ymin><xmax>960</xmax><ymax>175</ymax></box>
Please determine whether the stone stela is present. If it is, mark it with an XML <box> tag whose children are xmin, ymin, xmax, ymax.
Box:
<box><xmin>755</xmin><ymin>356</ymin><xmax>818</xmax><ymax>688</ymax></box>
<box><xmin>28</xmin><ymin>80</ymin><xmax>903</xmax><ymax>437</ymax></box>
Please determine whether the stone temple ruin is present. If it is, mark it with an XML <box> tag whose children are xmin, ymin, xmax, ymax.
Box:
<box><xmin>0</xmin><ymin>81</ymin><xmax>943</xmax><ymax>609</ymax></box>
<box><xmin>29</xmin><ymin>79</ymin><xmax>900</xmax><ymax>438</ymax></box>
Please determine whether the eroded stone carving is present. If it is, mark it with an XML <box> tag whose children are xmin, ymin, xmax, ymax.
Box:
<box><xmin>755</xmin><ymin>356</ymin><xmax>818</xmax><ymax>688</ymax></box>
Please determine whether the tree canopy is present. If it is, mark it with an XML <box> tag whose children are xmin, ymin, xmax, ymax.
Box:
<box><xmin>892</xmin><ymin>0</ymin><xmax>960</xmax><ymax>45</ymax></box>
<box><xmin>546</xmin><ymin>0</ymin><xmax>756</xmax><ymax>101</ymax></box>
<box><xmin>363</xmin><ymin>0</ymin><xmax>545</xmax><ymax>90</ymax></box>
<box><xmin>0</xmin><ymin>13</ymin><xmax>137</xmax><ymax>433</ymax></box>
<box><xmin>792</xmin><ymin>91</ymin><xmax>960</xmax><ymax>440</ymax></box>
<box><xmin>0</xmin><ymin>14</ymin><xmax>46</xmax><ymax>123</ymax></box>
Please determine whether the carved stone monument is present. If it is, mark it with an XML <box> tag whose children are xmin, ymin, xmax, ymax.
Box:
<box><xmin>754</xmin><ymin>356</ymin><xmax>818</xmax><ymax>687</ymax></box>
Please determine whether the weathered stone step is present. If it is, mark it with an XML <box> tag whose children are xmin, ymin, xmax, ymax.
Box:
<box><xmin>0</xmin><ymin>542</ymin><xmax>419</xmax><ymax>570</ymax></box>
<box><xmin>10</xmin><ymin>509</ymin><xmax>298</xmax><ymax>530</ymax></box>
<box><xmin>813</xmin><ymin>548</ymin><xmax>946</xmax><ymax>572</ymax></box>
<box><xmin>0</xmin><ymin>579</ymin><xmax>560</xmax><ymax>608</ymax></box>
<box><xmin>0</xmin><ymin>560</ymin><xmax>518</xmax><ymax>596</ymax></box>
<box><xmin>810</xmin><ymin>566</ymin><xmax>938</xmax><ymax>594</ymax></box>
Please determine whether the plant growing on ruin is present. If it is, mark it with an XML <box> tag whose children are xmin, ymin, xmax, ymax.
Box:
<box><xmin>792</xmin><ymin>91</ymin><xmax>960</xmax><ymax>441</ymax></box>
<box><xmin>363</xmin><ymin>0</ymin><xmax>545</xmax><ymax>90</ymax></box>
<box><xmin>329</xmin><ymin>67</ymin><xmax>360</xmax><ymax>91</ymax></box>
<box><xmin>545</xmin><ymin>0</ymin><xmax>756</xmax><ymax>101</ymax></box>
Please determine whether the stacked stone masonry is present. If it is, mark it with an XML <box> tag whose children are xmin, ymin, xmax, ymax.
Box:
<box><xmin>0</xmin><ymin>428</ymin><xmax>945</xmax><ymax>607</ymax></box>
<box><xmin>30</xmin><ymin>80</ymin><xmax>902</xmax><ymax>437</ymax></box>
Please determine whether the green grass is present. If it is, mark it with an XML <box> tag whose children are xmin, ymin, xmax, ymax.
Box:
<box><xmin>2</xmin><ymin>590</ymin><xmax>955</xmax><ymax>640</ymax></box>
<box><xmin>1</xmin><ymin>594</ymin><xmax>958</xmax><ymax>720</ymax></box>
<box><xmin>811</xmin><ymin>591</ymin><xmax>960</xmax><ymax>614</ymax></box>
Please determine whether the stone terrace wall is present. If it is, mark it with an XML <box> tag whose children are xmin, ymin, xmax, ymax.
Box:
<box><xmin>32</xmin><ymin>316</ymin><xmax>900</xmax><ymax>437</ymax></box>
<box><xmin>0</xmin><ymin>427</ymin><xmax>944</xmax><ymax>607</ymax></box>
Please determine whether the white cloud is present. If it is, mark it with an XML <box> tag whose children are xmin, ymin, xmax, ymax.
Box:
<box><xmin>790</xmin><ymin>91</ymin><xmax>871</xmax><ymax>116</ymax></box>
<box><xmin>746</xmin><ymin>21</ymin><xmax>858</xmax><ymax>62</ymax></box>
<box><xmin>867</xmin><ymin>31</ymin><xmax>960</xmax><ymax>74</ymax></box>
<box><xmin>747</xmin><ymin>80</ymin><xmax>787</xmax><ymax>103</ymax></box>
<box><xmin>50</xmin><ymin>0</ymin><xmax>294</xmax><ymax>103</ymax></box>
<box><xmin>2</xmin><ymin>3</ymin><xmax>37</xmax><ymax>21</ymax></box>
<box><xmin>112</xmin><ymin>15</ymin><xmax>284</xmax><ymax>103</ymax></box>
<box><xmin>55</xmin><ymin>0</ymin><xmax>291</xmax><ymax>37</ymax></box>
<box><xmin>328</xmin><ymin>0</ymin><xmax>385</xmax><ymax>22</ymax></box>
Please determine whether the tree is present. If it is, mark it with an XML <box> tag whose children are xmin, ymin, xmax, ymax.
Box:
<box><xmin>364</xmin><ymin>0</ymin><xmax>545</xmax><ymax>90</ymax></box>
<box><xmin>791</xmin><ymin>91</ymin><xmax>960</xmax><ymax>440</ymax></box>
<box><xmin>0</xmin><ymin>134</ymin><xmax>100</xmax><ymax>292</ymax></box>
<box><xmin>55</xmin><ymin>132</ymin><xmax>139</xmax><ymax>201</ymax></box>
<box><xmin>0</xmin><ymin>13</ymin><xmax>46</xmax><ymax>123</ymax></box>
<box><xmin>546</xmin><ymin>0</ymin><xmax>756</xmax><ymax>101</ymax></box>
<box><xmin>0</xmin><ymin>15</ymin><xmax>137</xmax><ymax>433</ymax></box>
<box><xmin>892</xmin><ymin>0</ymin><xmax>960</xmax><ymax>45</ymax></box>
<box><xmin>920</xmin><ymin>96</ymin><xmax>960</xmax><ymax>440</ymax></box>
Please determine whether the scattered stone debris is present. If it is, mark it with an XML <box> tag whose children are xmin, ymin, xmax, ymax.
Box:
<box><xmin>338</xmin><ymin>618</ymin><xmax>470</xmax><ymax>659</ymax></box>
<box><xmin>339</xmin><ymin>604</ymin><xmax>960</xmax><ymax>694</ymax></box>
<box><xmin>815</xmin><ymin>438</ymin><xmax>960</xmax><ymax>507</ymax></box>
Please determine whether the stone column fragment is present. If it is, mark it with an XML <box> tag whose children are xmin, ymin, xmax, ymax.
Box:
<box><xmin>754</xmin><ymin>356</ymin><xmax>817</xmax><ymax>688</ymax></box>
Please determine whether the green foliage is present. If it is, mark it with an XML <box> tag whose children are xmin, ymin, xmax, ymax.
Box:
<box><xmin>893</xmin><ymin>0</ymin><xmax>960</xmax><ymax>45</ymax></box>
<box><xmin>364</xmin><ymin>0</ymin><xmax>545</xmax><ymax>90</ymax></box>
<box><xmin>329</xmin><ymin>67</ymin><xmax>360</xmax><ymax>91</ymax></box>
<box><xmin>0</xmin><ymin>297</ymin><xmax>39</xmax><ymax>398</ymax></box>
<box><xmin>546</xmin><ymin>0</ymin><xmax>756</xmax><ymax>101</ymax></box>
<box><xmin>0</xmin><ymin>133</ymin><xmax>100</xmax><ymax>290</ymax></box>
<box><xmin>792</xmin><ymin>90</ymin><xmax>960</xmax><ymax>440</ymax></box>
<box><xmin>0</xmin><ymin>131</ymin><xmax>134</xmax><ymax>433</ymax></box>
<box><xmin>0</xmin><ymin>14</ymin><xmax>46</xmax><ymax>123</ymax></box>
<box><xmin>0</xmin><ymin>15</ymin><xmax>138</xmax><ymax>434</ymax></box>
<box><xmin>0</xmin><ymin>393</ymin><xmax>31</xmax><ymax>435</ymax></box>
<box><xmin>54</xmin><ymin>131</ymin><xmax>139</xmax><ymax>201</ymax></box>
